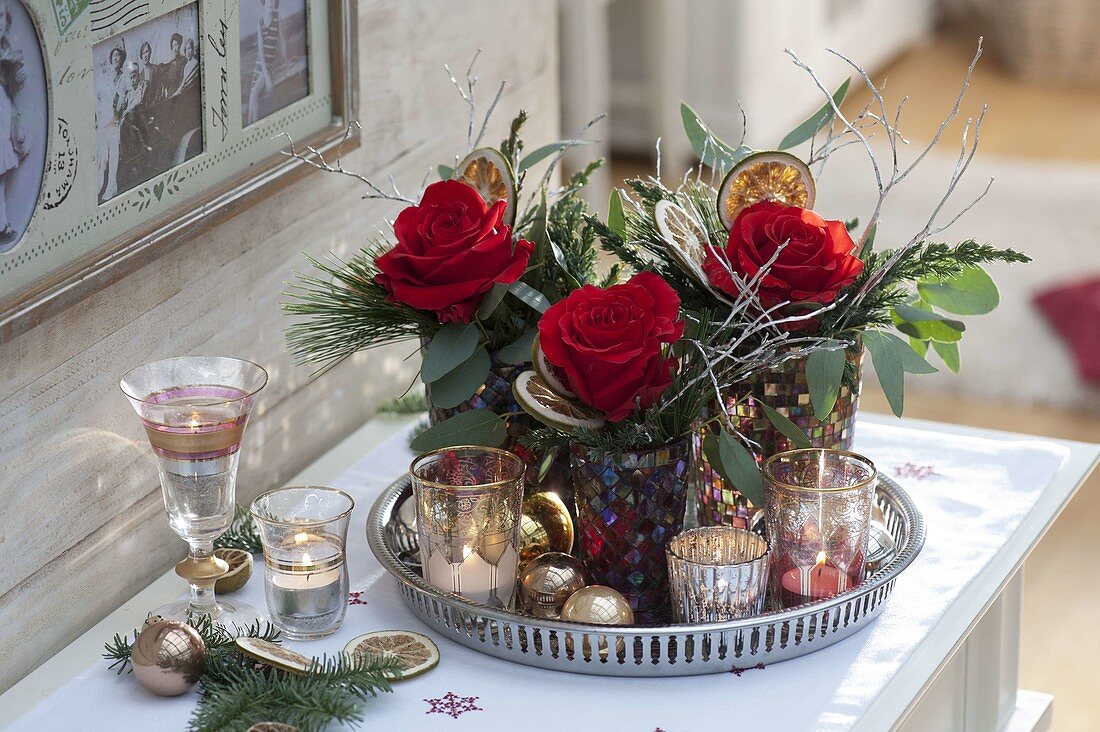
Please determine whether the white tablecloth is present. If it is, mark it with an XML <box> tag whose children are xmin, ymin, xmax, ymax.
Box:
<box><xmin>9</xmin><ymin>417</ymin><xmax>1073</xmax><ymax>731</ymax></box>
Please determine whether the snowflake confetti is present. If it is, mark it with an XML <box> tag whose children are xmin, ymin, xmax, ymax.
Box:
<box><xmin>347</xmin><ymin>591</ymin><xmax>367</xmax><ymax>606</ymax></box>
<box><xmin>894</xmin><ymin>462</ymin><xmax>939</xmax><ymax>480</ymax></box>
<box><xmin>425</xmin><ymin>691</ymin><xmax>483</xmax><ymax>719</ymax></box>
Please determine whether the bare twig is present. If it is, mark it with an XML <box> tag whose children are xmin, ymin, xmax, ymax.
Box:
<box><xmin>277</xmin><ymin>125</ymin><xmax>416</xmax><ymax>204</ymax></box>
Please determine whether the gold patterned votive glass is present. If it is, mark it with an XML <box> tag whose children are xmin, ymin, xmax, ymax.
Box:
<box><xmin>666</xmin><ymin>527</ymin><xmax>769</xmax><ymax>622</ymax></box>
<box><xmin>763</xmin><ymin>449</ymin><xmax>876</xmax><ymax>609</ymax></box>
<box><xmin>251</xmin><ymin>487</ymin><xmax>354</xmax><ymax>639</ymax></box>
<box><xmin>410</xmin><ymin>446</ymin><xmax>525</xmax><ymax>609</ymax></box>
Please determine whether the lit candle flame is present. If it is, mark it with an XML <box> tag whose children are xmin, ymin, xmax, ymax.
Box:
<box><xmin>301</xmin><ymin>552</ymin><xmax>312</xmax><ymax>565</ymax></box>
<box><xmin>294</xmin><ymin>532</ymin><xmax>309</xmax><ymax>544</ymax></box>
<box><xmin>815</xmin><ymin>550</ymin><xmax>828</xmax><ymax>567</ymax></box>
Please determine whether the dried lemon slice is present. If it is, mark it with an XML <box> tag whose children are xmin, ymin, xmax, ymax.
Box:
<box><xmin>531</xmin><ymin>335</ymin><xmax>576</xmax><ymax>399</ymax></box>
<box><xmin>513</xmin><ymin>371</ymin><xmax>605</xmax><ymax>433</ymax></box>
<box><xmin>654</xmin><ymin>199</ymin><xmax>710</xmax><ymax>282</ymax></box>
<box><xmin>717</xmin><ymin>151</ymin><xmax>815</xmax><ymax>230</ymax></box>
<box><xmin>213</xmin><ymin>547</ymin><xmax>253</xmax><ymax>595</ymax></box>
<box><xmin>455</xmin><ymin>147</ymin><xmax>516</xmax><ymax>225</ymax></box>
<box><xmin>343</xmin><ymin>630</ymin><xmax>440</xmax><ymax>681</ymax></box>
<box><xmin>235</xmin><ymin>637</ymin><xmax>311</xmax><ymax>674</ymax></box>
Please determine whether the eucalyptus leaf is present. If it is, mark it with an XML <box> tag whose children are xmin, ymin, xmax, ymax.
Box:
<box><xmin>917</xmin><ymin>266</ymin><xmax>1000</xmax><ymax>315</ymax></box>
<box><xmin>518</xmin><ymin>140</ymin><xmax>596</xmax><ymax>172</ymax></box>
<box><xmin>421</xmin><ymin>323</ymin><xmax>479</xmax><ymax>383</ymax></box>
<box><xmin>496</xmin><ymin>328</ymin><xmax>537</xmax><ymax>364</ymax></box>
<box><xmin>864</xmin><ymin>330</ymin><xmax>906</xmax><ymax>417</ymax></box>
<box><xmin>778</xmin><ymin>78</ymin><xmax>851</xmax><ymax>150</ymax></box>
<box><xmin>702</xmin><ymin>434</ymin><xmax>725</xmax><ymax>476</ymax></box>
<box><xmin>537</xmin><ymin>448</ymin><xmax>559</xmax><ymax>481</ymax></box>
<box><xmin>717</xmin><ymin>431</ymin><xmax>764</xmax><ymax>507</ymax></box>
<box><xmin>508</xmin><ymin>281</ymin><xmax>551</xmax><ymax>313</ymax></box>
<box><xmin>876</xmin><ymin>330</ymin><xmax>938</xmax><ymax>374</ymax></box>
<box><xmin>438</xmin><ymin>164</ymin><xmax>454</xmax><ymax>180</ymax></box>
<box><xmin>681</xmin><ymin>102</ymin><xmax>752</xmax><ymax>174</ymax></box>
<box><xmin>426</xmin><ymin>347</ymin><xmax>491</xmax><ymax>409</ymax></box>
<box><xmin>409</xmin><ymin>410</ymin><xmax>508</xmax><ymax>452</ymax></box>
<box><xmin>858</xmin><ymin>222</ymin><xmax>878</xmax><ymax>260</ymax></box>
<box><xmin>760</xmin><ymin>402</ymin><xmax>813</xmax><ymax>449</ymax></box>
<box><xmin>806</xmin><ymin>345</ymin><xmax>847</xmax><ymax>420</ymax></box>
<box><xmin>909</xmin><ymin>338</ymin><xmax>929</xmax><ymax>357</ymax></box>
<box><xmin>527</xmin><ymin>191</ymin><xmax>550</xmax><ymax>264</ymax></box>
<box><xmin>608</xmin><ymin>189</ymin><xmax>626</xmax><ymax>238</ymax></box>
<box><xmin>477</xmin><ymin>283</ymin><xmax>510</xmax><ymax>320</ymax></box>
<box><xmin>933</xmin><ymin>340</ymin><xmax>961</xmax><ymax>373</ymax></box>
<box><xmin>892</xmin><ymin>304</ymin><xmax>965</xmax><ymax>343</ymax></box>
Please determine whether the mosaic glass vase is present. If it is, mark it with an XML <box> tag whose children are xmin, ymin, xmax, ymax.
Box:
<box><xmin>570</xmin><ymin>439</ymin><xmax>691</xmax><ymax>624</ymax></box>
<box><xmin>426</xmin><ymin>352</ymin><xmax>573</xmax><ymax>507</ymax></box>
<box><xmin>693</xmin><ymin>347</ymin><xmax>863</xmax><ymax>528</ymax></box>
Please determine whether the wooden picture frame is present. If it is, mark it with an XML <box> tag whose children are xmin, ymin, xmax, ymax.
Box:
<box><xmin>0</xmin><ymin>0</ymin><xmax>358</xmax><ymax>342</ymax></box>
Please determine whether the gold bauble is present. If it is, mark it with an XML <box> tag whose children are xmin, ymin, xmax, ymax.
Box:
<box><xmin>519</xmin><ymin>552</ymin><xmax>587</xmax><ymax>618</ymax></box>
<box><xmin>560</xmin><ymin>585</ymin><xmax>634</xmax><ymax>625</ymax></box>
<box><xmin>131</xmin><ymin>619</ymin><xmax>206</xmax><ymax>696</ymax></box>
<box><xmin>519</xmin><ymin>491</ymin><xmax>574</xmax><ymax>567</ymax></box>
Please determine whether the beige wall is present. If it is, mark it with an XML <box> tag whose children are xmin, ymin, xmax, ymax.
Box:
<box><xmin>0</xmin><ymin>1</ymin><xmax>559</xmax><ymax>692</ymax></box>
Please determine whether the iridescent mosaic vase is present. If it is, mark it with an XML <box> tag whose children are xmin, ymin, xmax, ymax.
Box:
<box><xmin>570</xmin><ymin>439</ymin><xmax>690</xmax><ymax>624</ymax></box>
<box><xmin>426</xmin><ymin>351</ymin><xmax>573</xmax><ymax>507</ymax></box>
<box><xmin>693</xmin><ymin>347</ymin><xmax>863</xmax><ymax>529</ymax></box>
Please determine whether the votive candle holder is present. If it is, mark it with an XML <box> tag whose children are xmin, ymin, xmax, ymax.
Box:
<box><xmin>762</xmin><ymin>449</ymin><xmax>876</xmax><ymax>608</ymax></box>
<box><xmin>251</xmin><ymin>486</ymin><xmax>354</xmax><ymax>639</ymax></box>
<box><xmin>666</xmin><ymin>527</ymin><xmax>769</xmax><ymax>623</ymax></box>
<box><xmin>411</xmin><ymin>446</ymin><xmax>525</xmax><ymax>609</ymax></box>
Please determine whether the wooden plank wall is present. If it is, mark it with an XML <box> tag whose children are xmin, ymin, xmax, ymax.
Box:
<box><xmin>0</xmin><ymin>1</ymin><xmax>559</xmax><ymax>692</ymax></box>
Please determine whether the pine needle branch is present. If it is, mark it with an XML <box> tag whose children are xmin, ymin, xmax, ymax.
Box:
<box><xmin>214</xmin><ymin>504</ymin><xmax>264</xmax><ymax>553</ymax></box>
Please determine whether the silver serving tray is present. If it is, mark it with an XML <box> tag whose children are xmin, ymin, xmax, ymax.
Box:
<box><xmin>367</xmin><ymin>474</ymin><xmax>925</xmax><ymax>677</ymax></box>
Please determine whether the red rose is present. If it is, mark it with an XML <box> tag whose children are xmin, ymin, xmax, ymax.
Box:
<box><xmin>704</xmin><ymin>201</ymin><xmax>863</xmax><ymax>309</ymax></box>
<box><xmin>538</xmin><ymin>271</ymin><xmax>684</xmax><ymax>422</ymax></box>
<box><xmin>375</xmin><ymin>180</ymin><xmax>534</xmax><ymax>323</ymax></box>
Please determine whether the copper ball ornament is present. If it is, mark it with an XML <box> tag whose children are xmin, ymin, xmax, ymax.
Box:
<box><xmin>131</xmin><ymin>619</ymin><xmax>206</xmax><ymax>696</ymax></box>
<box><xmin>519</xmin><ymin>552</ymin><xmax>587</xmax><ymax>618</ymax></box>
<box><xmin>519</xmin><ymin>491</ymin><xmax>574</xmax><ymax>567</ymax></box>
<box><xmin>560</xmin><ymin>585</ymin><xmax>634</xmax><ymax>625</ymax></box>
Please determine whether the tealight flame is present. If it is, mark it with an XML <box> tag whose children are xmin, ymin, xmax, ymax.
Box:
<box><xmin>294</xmin><ymin>532</ymin><xmax>309</xmax><ymax>544</ymax></box>
<box><xmin>301</xmin><ymin>552</ymin><xmax>312</xmax><ymax>565</ymax></box>
<box><xmin>815</xmin><ymin>551</ymin><xmax>828</xmax><ymax>568</ymax></box>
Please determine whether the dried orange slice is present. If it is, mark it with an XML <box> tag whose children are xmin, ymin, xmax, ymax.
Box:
<box><xmin>717</xmin><ymin>151</ymin><xmax>815</xmax><ymax>230</ymax></box>
<box><xmin>235</xmin><ymin>637</ymin><xmax>311</xmax><ymax>674</ymax></box>
<box><xmin>514</xmin><ymin>371</ymin><xmax>605</xmax><ymax>433</ymax></box>
<box><xmin>214</xmin><ymin>547</ymin><xmax>253</xmax><ymax>594</ymax></box>
<box><xmin>343</xmin><ymin>630</ymin><xmax>440</xmax><ymax>681</ymax></box>
<box><xmin>654</xmin><ymin>199</ymin><xmax>710</xmax><ymax>282</ymax></box>
<box><xmin>455</xmin><ymin>147</ymin><xmax>516</xmax><ymax>225</ymax></box>
<box><xmin>531</xmin><ymin>335</ymin><xmax>576</xmax><ymax>399</ymax></box>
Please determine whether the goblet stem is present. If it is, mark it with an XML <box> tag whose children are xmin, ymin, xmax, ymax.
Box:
<box><xmin>176</xmin><ymin>540</ymin><xmax>228</xmax><ymax>619</ymax></box>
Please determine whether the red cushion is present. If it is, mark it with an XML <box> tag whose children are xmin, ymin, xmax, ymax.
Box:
<box><xmin>1034</xmin><ymin>278</ymin><xmax>1100</xmax><ymax>383</ymax></box>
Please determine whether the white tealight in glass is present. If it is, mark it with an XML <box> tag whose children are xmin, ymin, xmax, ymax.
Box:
<box><xmin>251</xmin><ymin>487</ymin><xmax>353</xmax><ymax>639</ymax></box>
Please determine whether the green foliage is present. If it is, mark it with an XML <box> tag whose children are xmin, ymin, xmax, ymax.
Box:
<box><xmin>422</xmin><ymin>323</ymin><xmax>479</xmax><ymax>382</ymax></box>
<box><xmin>806</xmin><ymin>344</ymin><xmax>847</xmax><ymax>420</ymax></box>
<box><xmin>377</xmin><ymin>391</ymin><xmax>428</xmax><ymax>414</ymax></box>
<box><xmin>778</xmin><ymin>78</ymin><xmax>851</xmax><ymax>150</ymax></box>
<box><xmin>190</xmin><ymin>654</ymin><xmax>399</xmax><ymax>732</ymax></box>
<box><xmin>703</xmin><ymin>431</ymin><xmax>764</xmax><ymax>507</ymax></box>
<box><xmin>409</xmin><ymin>410</ymin><xmax>508</xmax><ymax>452</ymax></box>
<box><xmin>918</xmin><ymin>265</ymin><xmax>999</xmax><ymax>315</ymax></box>
<box><xmin>759</xmin><ymin>402</ymin><xmax>813</xmax><ymax>449</ymax></box>
<box><xmin>214</xmin><ymin>504</ymin><xmax>264</xmax><ymax>554</ymax></box>
<box><xmin>496</xmin><ymin>328</ymin><xmax>536</xmax><ymax>364</ymax></box>
<box><xmin>680</xmin><ymin>102</ymin><xmax>752</xmax><ymax>174</ymax></box>
<box><xmin>500</xmin><ymin>110</ymin><xmax>529</xmax><ymax>171</ymax></box>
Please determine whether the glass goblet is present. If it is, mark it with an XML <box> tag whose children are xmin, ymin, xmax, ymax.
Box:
<box><xmin>121</xmin><ymin>356</ymin><xmax>268</xmax><ymax>627</ymax></box>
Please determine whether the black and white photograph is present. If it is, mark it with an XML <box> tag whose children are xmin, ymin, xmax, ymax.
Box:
<box><xmin>240</xmin><ymin>0</ymin><xmax>309</xmax><ymax>126</ymax></box>
<box><xmin>92</xmin><ymin>3</ymin><xmax>202</xmax><ymax>204</ymax></box>
<box><xmin>0</xmin><ymin>0</ymin><xmax>47</xmax><ymax>251</ymax></box>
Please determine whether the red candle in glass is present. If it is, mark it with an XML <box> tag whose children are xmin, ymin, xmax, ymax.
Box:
<box><xmin>778</xmin><ymin>552</ymin><xmax>848</xmax><ymax>607</ymax></box>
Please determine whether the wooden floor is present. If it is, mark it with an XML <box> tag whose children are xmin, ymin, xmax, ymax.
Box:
<box><xmin>610</xmin><ymin>30</ymin><xmax>1100</xmax><ymax>730</ymax></box>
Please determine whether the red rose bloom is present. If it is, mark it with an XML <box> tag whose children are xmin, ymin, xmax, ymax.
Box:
<box><xmin>704</xmin><ymin>201</ymin><xmax>863</xmax><ymax>309</ymax></box>
<box><xmin>375</xmin><ymin>180</ymin><xmax>534</xmax><ymax>323</ymax></box>
<box><xmin>538</xmin><ymin>271</ymin><xmax>684</xmax><ymax>422</ymax></box>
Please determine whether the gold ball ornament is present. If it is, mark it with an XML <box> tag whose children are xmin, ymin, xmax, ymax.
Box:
<box><xmin>131</xmin><ymin>619</ymin><xmax>206</xmax><ymax>696</ymax></box>
<box><xmin>519</xmin><ymin>552</ymin><xmax>587</xmax><ymax>618</ymax></box>
<box><xmin>519</xmin><ymin>491</ymin><xmax>574</xmax><ymax>567</ymax></box>
<box><xmin>560</xmin><ymin>585</ymin><xmax>634</xmax><ymax>625</ymax></box>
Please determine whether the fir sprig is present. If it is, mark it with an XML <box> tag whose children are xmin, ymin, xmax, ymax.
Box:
<box><xmin>190</xmin><ymin>654</ymin><xmax>400</xmax><ymax>732</ymax></box>
<box><xmin>214</xmin><ymin>504</ymin><xmax>264</xmax><ymax>554</ymax></box>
